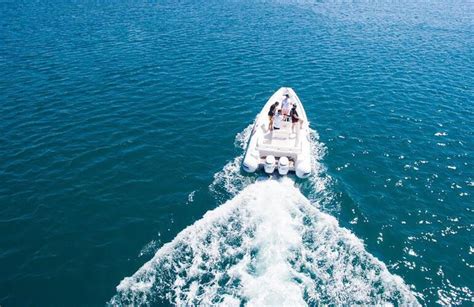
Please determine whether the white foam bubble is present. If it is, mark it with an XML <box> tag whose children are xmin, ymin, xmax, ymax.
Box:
<box><xmin>302</xmin><ymin>129</ymin><xmax>336</xmax><ymax>212</ymax></box>
<box><xmin>186</xmin><ymin>190</ymin><xmax>196</xmax><ymax>204</ymax></box>
<box><xmin>138</xmin><ymin>240</ymin><xmax>159</xmax><ymax>258</ymax></box>
<box><xmin>109</xmin><ymin>179</ymin><xmax>419</xmax><ymax>306</ymax></box>
<box><xmin>234</xmin><ymin>123</ymin><xmax>254</xmax><ymax>150</ymax></box>
<box><xmin>209</xmin><ymin>124</ymin><xmax>256</xmax><ymax>200</ymax></box>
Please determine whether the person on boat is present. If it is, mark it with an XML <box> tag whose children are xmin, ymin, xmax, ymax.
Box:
<box><xmin>281</xmin><ymin>93</ymin><xmax>292</xmax><ymax>119</ymax></box>
<box><xmin>268</xmin><ymin>101</ymin><xmax>279</xmax><ymax>130</ymax></box>
<box><xmin>273</xmin><ymin>109</ymin><xmax>283</xmax><ymax>130</ymax></box>
<box><xmin>290</xmin><ymin>104</ymin><xmax>301</xmax><ymax>132</ymax></box>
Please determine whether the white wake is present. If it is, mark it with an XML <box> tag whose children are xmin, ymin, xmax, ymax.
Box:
<box><xmin>109</xmin><ymin>125</ymin><xmax>419</xmax><ymax>306</ymax></box>
<box><xmin>109</xmin><ymin>179</ymin><xmax>418</xmax><ymax>306</ymax></box>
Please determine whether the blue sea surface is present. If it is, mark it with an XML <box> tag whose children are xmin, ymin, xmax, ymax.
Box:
<box><xmin>1</xmin><ymin>0</ymin><xmax>473</xmax><ymax>305</ymax></box>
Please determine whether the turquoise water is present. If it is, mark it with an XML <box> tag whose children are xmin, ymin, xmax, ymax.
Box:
<box><xmin>1</xmin><ymin>0</ymin><xmax>473</xmax><ymax>305</ymax></box>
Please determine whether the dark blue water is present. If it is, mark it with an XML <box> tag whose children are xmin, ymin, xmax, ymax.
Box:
<box><xmin>1</xmin><ymin>0</ymin><xmax>473</xmax><ymax>305</ymax></box>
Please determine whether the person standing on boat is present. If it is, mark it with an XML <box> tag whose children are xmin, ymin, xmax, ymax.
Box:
<box><xmin>268</xmin><ymin>101</ymin><xmax>279</xmax><ymax>130</ymax></box>
<box><xmin>281</xmin><ymin>93</ymin><xmax>292</xmax><ymax>119</ymax></box>
<box><xmin>290</xmin><ymin>104</ymin><xmax>301</xmax><ymax>133</ymax></box>
<box><xmin>273</xmin><ymin>110</ymin><xmax>283</xmax><ymax>130</ymax></box>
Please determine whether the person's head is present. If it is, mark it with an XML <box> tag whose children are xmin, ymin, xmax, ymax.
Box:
<box><xmin>275</xmin><ymin>101</ymin><xmax>279</xmax><ymax>105</ymax></box>
<box><xmin>284</xmin><ymin>94</ymin><xmax>290</xmax><ymax>98</ymax></box>
<box><xmin>292</xmin><ymin>104</ymin><xmax>297</xmax><ymax>109</ymax></box>
<box><xmin>277</xmin><ymin>110</ymin><xmax>282</xmax><ymax>115</ymax></box>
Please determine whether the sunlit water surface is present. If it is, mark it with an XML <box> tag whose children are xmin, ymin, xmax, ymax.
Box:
<box><xmin>0</xmin><ymin>0</ymin><xmax>473</xmax><ymax>305</ymax></box>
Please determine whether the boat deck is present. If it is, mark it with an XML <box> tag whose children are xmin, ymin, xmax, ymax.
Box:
<box><xmin>256</xmin><ymin>121</ymin><xmax>301</xmax><ymax>157</ymax></box>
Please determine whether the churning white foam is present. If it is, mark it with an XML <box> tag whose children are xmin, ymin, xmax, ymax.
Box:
<box><xmin>109</xmin><ymin>178</ymin><xmax>418</xmax><ymax>306</ymax></box>
<box><xmin>110</xmin><ymin>125</ymin><xmax>418</xmax><ymax>305</ymax></box>
<box><xmin>209</xmin><ymin>124</ymin><xmax>255</xmax><ymax>200</ymax></box>
<box><xmin>302</xmin><ymin>128</ymin><xmax>336</xmax><ymax>212</ymax></box>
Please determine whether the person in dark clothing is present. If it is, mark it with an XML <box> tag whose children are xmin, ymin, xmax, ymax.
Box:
<box><xmin>268</xmin><ymin>101</ymin><xmax>279</xmax><ymax>131</ymax></box>
<box><xmin>290</xmin><ymin>104</ymin><xmax>301</xmax><ymax>132</ymax></box>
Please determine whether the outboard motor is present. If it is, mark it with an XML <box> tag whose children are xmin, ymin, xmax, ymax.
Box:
<box><xmin>264</xmin><ymin>155</ymin><xmax>276</xmax><ymax>174</ymax></box>
<box><xmin>278</xmin><ymin>156</ymin><xmax>290</xmax><ymax>175</ymax></box>
<box><xmin>295</xmin><ymin>159</ymin><xmax>311</xmax><ymax>178</ymax></box>
<box><xmin>242</xmin><ymin>155</ymin><xmax>259</xmax><ymax>173</ymax></box>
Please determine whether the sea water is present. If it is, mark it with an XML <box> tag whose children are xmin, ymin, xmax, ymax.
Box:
<box><xmin>0</xmin><ymin>0</ymin><xmax>472</xmax><ymax>305</ymax></box>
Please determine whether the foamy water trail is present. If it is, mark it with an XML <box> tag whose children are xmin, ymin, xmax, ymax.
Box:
<box><xmin>304</xmin><ymin>128</ymin><xmax>336</xmax><ymax>212</ymax></box>
<box><xmin>109</xmin><ymin>125</ymin><xmax>418</xmax><ymax>305</ymax></box>
<box><xmin>109</xmin><ymin>178</ymin><xmax>418</xmax><ymax>306</ymax></box>
<box><xmin>209</xmin><ymin>124</ymin><xmax>255</xmax><ymax>201</ymax></box>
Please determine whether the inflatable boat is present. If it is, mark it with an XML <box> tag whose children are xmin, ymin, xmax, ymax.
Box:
<box><xmin>242</xmin><ymin>87</ymin><xmax>312</xmax><ymax>178</ymax></box>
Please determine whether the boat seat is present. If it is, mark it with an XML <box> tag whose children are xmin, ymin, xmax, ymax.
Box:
<box><xmin>272</xmin><ymin>129</ymin><xmax>291</xmax><ymax>140</ymax></box>
<box><xmin>258</xmin><ymin>146</ymin><xmax>301</xmax><ymax>158</ymax></box>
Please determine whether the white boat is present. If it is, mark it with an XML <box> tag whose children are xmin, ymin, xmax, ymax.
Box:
<box><xmin>242</xmin><ymin>87</ymin><xmax>312</xmax><ymax>178</ymax></box>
